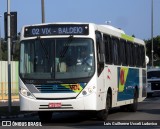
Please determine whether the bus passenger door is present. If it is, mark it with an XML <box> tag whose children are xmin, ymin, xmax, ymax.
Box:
<box><xmin>95</xmin><ymin>31</ymin><xmax>104</xmax><ymax>77</ymax></box>
<box><xmin>96</xmin><ymin>31</ymin><xmax>105</xmax><ymax>109</ymax></box>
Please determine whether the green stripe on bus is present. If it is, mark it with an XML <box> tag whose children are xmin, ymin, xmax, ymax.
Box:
<box><xmin>121</xmin><ymin>34</ymin><xmax>134</xmax><ymax>42</ymax></box>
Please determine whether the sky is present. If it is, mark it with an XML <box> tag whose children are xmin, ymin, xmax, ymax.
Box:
<box><xmin>0</xmin><ymin>0</ymin><xmax>160</xmax><ymax>40</ymax></box>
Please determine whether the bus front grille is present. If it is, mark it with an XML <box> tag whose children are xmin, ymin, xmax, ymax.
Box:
<box><xmin>39</xmin><ymin>104</ymin><xmax>73</xmax><ymax>109</ymax></box>
<box><xmin>35</xmin><ymin>85</ymin><xmax>72</xmax><ymax>93</ymax></box>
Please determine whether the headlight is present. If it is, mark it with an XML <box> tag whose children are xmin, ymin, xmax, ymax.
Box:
<box><xmin>82</xmin><ymin>86</ymin><xmax>96</xmax><ymax>96</ymax></box>
<box><xmin>20</xmin><ymin>87</ymin><xmax>34</xmax><ymax>99</ymax></box>
<box><xmin>88</xmin><ymin>88</ymin><xmax>93</xmax><ymax>93</ymax></box>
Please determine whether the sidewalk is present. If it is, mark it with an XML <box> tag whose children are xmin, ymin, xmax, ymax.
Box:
<box><xmin>0</xmin><ymin>100</ymin><xmax>37</xmax><ymax>119</ymax></box>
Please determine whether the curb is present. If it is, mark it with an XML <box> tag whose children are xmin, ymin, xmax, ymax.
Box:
<box><xmin>0</xmin><ymin>112</ymin><xmax>38</xmax><ymax>120</ymax></box>
<box><xmin>0</xmin><ymin>99</ymin><xmax>19</xmax><ymax>103</ymax></box>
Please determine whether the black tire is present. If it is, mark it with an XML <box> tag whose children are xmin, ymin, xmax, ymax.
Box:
<box><xmin>120</xmin><ymin>105</ymin><xmax>128</xmax><ymax>112</ymax></box>
<box><xmin>38</xmin><ymin>111</ymin><xmax>53</xmax><ymax>122</ymax></box>
<box><xmin>97</xmin><ymin>93</ymin><xmax>111</xmax><ymax>121</ymax></box>
<box><xmin>128</xmin><ymin>89</ymin><xmax>138</xmax><ymax>112</ymax></box>
<box><xmin>147</xmin><ymin>93</ymin><xmax>153</xmax><ymax>98</ymax></box>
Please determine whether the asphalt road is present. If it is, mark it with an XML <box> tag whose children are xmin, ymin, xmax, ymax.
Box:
<box><xmin>1</xmin><ymin>95</ymin><xmax>160</xmax><ymax>129</ymax></box>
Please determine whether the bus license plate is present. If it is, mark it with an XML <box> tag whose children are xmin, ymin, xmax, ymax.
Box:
<box><xmin>48</xmin><ymin>103</ymin><xmax>62</xmax><ymax>108</ymax></box>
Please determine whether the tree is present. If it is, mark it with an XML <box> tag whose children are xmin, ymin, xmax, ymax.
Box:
<box><xmin>145</xmin><ymin>36</ymin><xmax>160</xmax><ymax>66</ymax></box>
<box><xmin>0</xmin><ymin>37</ymin><xmax>20</xmax><ymax>61</ymax></box>
<box><xmin>1</xmin><ymin>39</ymin><xmax>8</xmax><ymax>60</ymax></box>
<box><xmin>12</xmin><ymin>40</ymin><xmax>20</xmax><ymax>61</ymax></box>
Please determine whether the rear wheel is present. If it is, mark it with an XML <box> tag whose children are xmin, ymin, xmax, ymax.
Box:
<box><xmin>147</xmin><ymin>93</ymin><xmax>153</xmax><ymax>98</ymax></box>
<box><xmin>38</xmin><ymin>111</ymin><xmax>53</xmax><ymax>122</ymax></box>
<box><xmin>120</xmin><ymin>105</ymin><xmax>128</xmax><ymax>111</ymax></box>
<box><xmin>97</xmin><ymin>93</ymin><xmax>111</xmax><ymax>121</ymax></box>
<box><xmin>128</xmin><ymin>89</ymin><xmax>138</xmax><ymax>112</ymax></box>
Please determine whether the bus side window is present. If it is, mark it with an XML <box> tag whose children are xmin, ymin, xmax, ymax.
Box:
<box><xmin>104</xmin><ymin>35</ymin><xmax>112</xmax><ymax>64</ymax></box>
<box><xmin>133</xmin><ymin>44</ymin><xmax>137</xmax><ymax>67</ymax></box>
<box><xmin>126</xmin><ymin>42</ymin><xmax>130</xmax><ymax>66</ymax></box>
<box><xmin>117</xmin><ymin>38</ymin><xmax>121</xmax><ymax>65</ymax></box>
<box><xmin>141</xmin><ymin>46</ymin><xmax>146</xmax><ymax>68</ymax></box>
<box><xmin>136</xmin><ymin>45</ymin><xmax>141</xmax><ymax>67</ymax></box>
<box><xmin>120</xmin><ymin>39</ymin><xmax>127</xmax><ymax>66</ymax></box>
<box><xmin>130</xmin><ymin>42</ymin><xmax>134</xmax><ymax>66</ymax></box>
<box><xmin>133</xmin><ymin>43</ymin><xmax>144</xmax><ymax>68</ymax></box>
<box><xmin>112</xmin><ymin>37</ymin><xmax>119</xmax><ymax>65</ymax></box>
<box><xmin>144</xmin><ymin>46</ymin><xmax>146</xmax><ymax>67</ymax></box>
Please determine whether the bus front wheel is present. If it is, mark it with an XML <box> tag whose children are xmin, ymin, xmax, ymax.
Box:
<box><xmin>38</xmin><ymin>111</ymin><xmax>53</xmax><ymax>122</ymax></box>
<box><xmin>97</xmin><ymin>93</ymin><xmax>111</xmax><ymax>121</ymax></box>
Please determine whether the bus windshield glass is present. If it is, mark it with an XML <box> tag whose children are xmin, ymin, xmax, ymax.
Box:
<box><xmin>147</xmin><ymin>71</ymin><xmax>160</xmax><ymax>79</ymax></box>
<box><xmin>20</xmin><ymin>38</ymin><xmax>95</xmax><ymax>80</ymax></box>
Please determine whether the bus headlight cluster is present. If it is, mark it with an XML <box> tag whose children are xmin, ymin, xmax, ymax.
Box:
<box><xmin>20</xmin><ymin>87</ymin><xmax>34</xmax><ymax>99</ymax></box>
<box><xmin>88</xmin><ymin>88</ymin><xmax>93</xmax><ymax>93</ymax></box>
<box><xmin>82</xmin><ymin>86</ymin><xmax>95</xmax><ymax>96</ymax></box>
<box><xmin>82</xmin><ymin>90</ymin><xmax>87</xmax><ymax>95</ymax></box>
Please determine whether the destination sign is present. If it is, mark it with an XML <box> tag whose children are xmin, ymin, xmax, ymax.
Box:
<box><xmin>24</xmin><ymin>24</ymin><xmax>89</xmax><ymax>37</ymax></box>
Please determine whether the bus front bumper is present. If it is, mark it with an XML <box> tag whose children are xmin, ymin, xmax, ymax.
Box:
<box><xmin>19</xmin><ymin>92</ymin><xmax>98</xmax><ymax>111</ymax></box>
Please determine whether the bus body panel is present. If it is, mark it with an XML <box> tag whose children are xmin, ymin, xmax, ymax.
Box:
<box><xmin>20</xmin><ymin>72</ymin><xmax>102</xmax><ymax>111</ymax></box>
<box><xmin>102</xmin><ymin>65</ymin><xmax>146</xmax><ymax>108</ymax></box>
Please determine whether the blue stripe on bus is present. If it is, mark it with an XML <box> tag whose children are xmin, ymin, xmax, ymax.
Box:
<box><xmin>117</xmin><ymin>67</ymin><xmax>139</xmax><ymax>101</ymax></box>
<box><xmin>36</xmin><ymin>83</ymin><xmax>86</xmax><ymax>93</ymax></box>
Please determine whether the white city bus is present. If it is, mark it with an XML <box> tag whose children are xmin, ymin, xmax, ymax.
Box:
<box><xmin>19</xmin><ymin>22</ymin><xmax>147</xmax><ymax>121</ymax></box>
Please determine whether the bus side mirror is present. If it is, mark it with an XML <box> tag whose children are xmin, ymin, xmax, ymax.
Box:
<box><xmin>11</xmin><ymin>33</ymin><xmax>20</xmax><ymax>56</ymax></box>
<box><xmin>11</xmin><ymin>41</ymin><xmax>16</xmax><ymax>55</ymax></box>
<box><xmin>146</xmin><ymin>56</ymin><xmax>149</xmax><ymax>64</ymax></box>
<box><xmin>11</xmin><ymin>41</ymin><xmax>19</xmax><ymax>57</ymax></box>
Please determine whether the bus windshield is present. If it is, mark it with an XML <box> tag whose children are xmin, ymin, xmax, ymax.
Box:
<box><xmin>147</xmin><ymin>70</ymin><xmax>160</xmax><ymax>79</ymax></box>
<box><xmin>20</xmin><ymin>38</ymin><xmax>95</xmax><ymax>80</ymax></box>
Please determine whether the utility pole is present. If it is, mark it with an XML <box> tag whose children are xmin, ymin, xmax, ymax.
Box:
<box><xmin>7</xmin><ymin>0</ymin><xmax>12</xmax><ymax>113</ymax></box>
<box><xmin>41</xmin><ymin>0</ymin><xmax>45</xmax><ymax>23</ymax></box>
<box><xmin>151</xmin><ymin>0</ymin><xmax>154</xmax><ymax>67</ymax></box>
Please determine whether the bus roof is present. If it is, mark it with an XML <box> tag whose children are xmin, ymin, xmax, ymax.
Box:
<box><xmin>96</xmin><ymin>24</ymin><xmax>144</xmax><ymax>45</ymax></box>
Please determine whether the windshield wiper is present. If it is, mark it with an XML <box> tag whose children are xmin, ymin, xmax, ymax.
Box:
<box><xmin>36</xmin><ymin>36</ymin><xmax>49</xmax><ymax>59</ymax></box>
<box><xmin>60</xmin><ymin>35</ymin><xmax>73</xmax><ymax>58</ymax></box>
